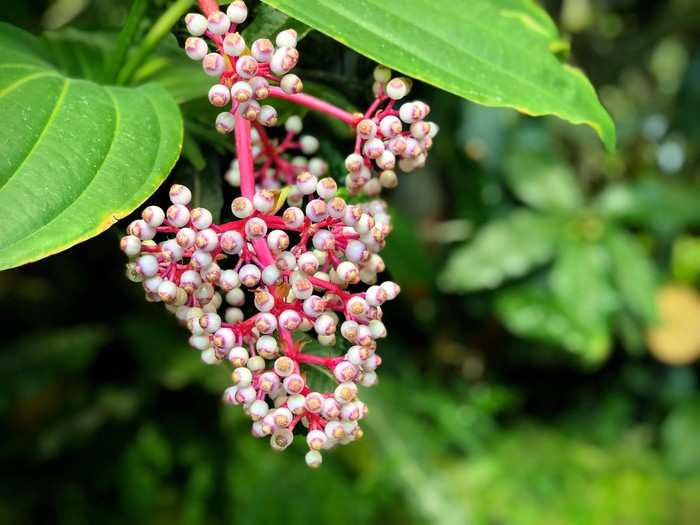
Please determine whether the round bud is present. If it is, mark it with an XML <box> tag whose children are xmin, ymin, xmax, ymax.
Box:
<box><xmin>231</xmin><ymin>196</ymin><xmax>253</xmax><ymax>218</ymax></box>
<box><xmin>236</xmin><ymin>55</ymin><xmax>258</xmax><ymax>79</ymax></box>
<box><xmin>253</xmin><ymin>189</ymin><xmax>275</xmax><ymax>213</ymax></box>
<box><xmin>207</xmin><ymin>11</ymin><xmax>230</xmax><ymax>35</ymax></box>
<box><xmin>202</xmin><ymin>53</ymin><xmax>225</xmax><ymax>77</ymax></box>
<box><xmin>283</xmin><ymin>374</ymin><xmax>305</xmax><ymax>395</ymax></box>
<box><xmin>142</xmin><ymin>205</ymin><xmax>165</xmax><ymax>227</ymax></box>
<box><xmin>238</xmin><ymin>100</ymin><xmax>261</xmax><ymax>121</ymax></box>
<box><xmin>193</xmin><ymin>229</ymin><xmax>217</xmax><ymax>252</ymax></box>
<box><xmin>345</xmin><ymin>153</ymin><xmax>364</xmax><ymax>173</ymax></box>
<box><xmin>219</xmin><ymin>230</ymin><xmax>244</xmax><ymax>255</ymax></box>
<box><xmin>191</xmin><ymin>207</ymin><xmax>213</xmax><ymax>230</ymax></box>
<box><xmin>257</xmin><ymin>105</ymin><xmax>278</xmax><ymax>126</ymax></box>
<box><xmin>270</xmin><ymin>47</ymin><xmax>299</xmax><ymax>76</ymax></box>
<box><xmin>248</xmin><ymin>77</ymin><xmax>269</xmax><ymax>101</ymax></box>
<box><xmin>239</xmin><ymin>264</ymin><xmax>261</xmax><ymax>287</ymax></box>
<box><xmin>376</xmin><ymin>150</ymin><xmax>396</xmax><ymax>171</ymax></box>
<box><xmin>299</xmin><ymin>135</ymin><xmax>319</xmax><ymax>155</ymax></box>
<box><xmin>184</xmin><ymin>37</ymin><xmax>208</xmax><ymax>60</ymax></box>
<box><xmin>120</xmin><ymin>235</ymin><xmax>141</xmax><ymax>256</ymax></box>
<box><xmin>305</xmin><ymin>199</ymin><xmax>328</xmax><ymax>222</ymax></box>
<box><xmin>226</xmin><ymin>1</ymin><xmax>248</xmax><ymax>24</ymax></box>
<box><xmin>312</xmin><ymin>230</ymin><xmax>335</xmax><ymax>251</ymax></box>
<box><xmin>363</xmin><ymin>137</ymin><xmax>385</xmax><ymax>159</ymax></box>
<box><xmin>325</xmin><ymin>421</ymin><xmax>346</xmax><ymax>440</ymax></box>
<box><xmin>314</xmin><ymin>314</ymin><xmax>336</xmax><ymax>336</ymax></box>
<box><xmin>215</xmin><ymin>112</ymin><xmax>236</xmax><ymax>134</ymax></box>
<box><xmin>334</xmin><ymin>382</ymin><xmax>358</xmax><ymax>404</ymax></box>
<box><xmin>169</xmin><ymin>184</ymin><xmax>191</xmax><ymax>205</ymax></box>
<box><xmin>292</xmin><ymin>277</ymin><xmax>313</xmax><ymax>300</ymax></box>
<box><xmin>356</xmin><ymin>119</ymin><xmax>377</xmax><ymax>140</ymax></box>
<box><xmin>249</xmin><ymin>400</ymin><xmax>269</xmax><ymax>421</ymax></box>
<box><xmin>185</xmin><ymin>13</ymin><xmax>207</xmax><ymax>36</ymax></box>
<box><xmin>213</xmin><ymin>327</ymin><xmax>235</xmax><ymax>350</ymax></box>
<box><xmin>276</xmin><ymin>29</ymin><xmax>298</xmax><ymax>48</ymax></box>
<box><xmin>267</xmin><ymin>229</ymin><xmax>289</xmax><ymax>252</ymax></box>
<box><xmin>386</xmin><ymin>77</ymin><xmax>410</xmax><ymax>100</ymax></box>
<box><xmin>380</xmin><ymin>281</ymin><xmax>401</xmax><ymax>300</ymax></box>
<box><xmin>251</xmin><ymin>38</ymin><xmax>274</xmax><ymax>63</ymax></box>
<box><xmin>231</xmin><ymin>81</ymin><xmax>253</xmax><ymax>103</ymax></box>
<box><xmin>373</xmin><ymin>64</ymin><xmax>392</xmax><ymax>83</ymax></box>
<box><xmin>379</xmin><ymin>115</ymin><xmax>403</xmax><ymax>138</ymax></box>
<box><xmin>223</xmin><ymin>32</ymin><xmax>246</xmax><ymax>56</ymax></box>
<box><xmin>279</xmin><ymin>309</ymin><xmax>302</xmax><ymax>331</ymax></box>
<box><xmin>280</xmin><ymin>73</ymin><xmax>303</xmax><ymax>94</ymax></box>
<box><xmin>232</xmin><ymin>366</ymin><xmax>253</xmax><ymax>387</ymax></box>
<box><xmin>361</xmin><ymin>371</ymin><xmax>378</xmax><ymax>387</ymax></box>
<box><xmin>228</xmin><ymin>346</ymin><xmax>249</xmax><ymax>367</ymax></box>
<box><xmin>316</xmin><ymin>177</ymin><xmax>337</xmax><ymax>200</ymax></box>
<box><xmin>256</xmin><ymin>335</ymin><xmax>279</xmax><ymax>359</ymax></box>
<box><xmin>305</xmin><ymin>450</ymin><xmax>322</xmax><ymax>468</ymax></box>
<box><xmin>285</xmin><ymin>115</ymin><xmax>303</xmax><ymax>133</ymax></box>
<box><xmin>244</xmin><ymin>217</ymin><xmax>267</xmax><ymax>240</ymax></box>
<box><xmin>333</xmin><ymin>361</ymin><xmax>359</xmax><ymax>383</ymax></box>
<box><xmin>247</xmin><ymin>355</ymin><xmax>266</xmax><ymax>373</ymax></box>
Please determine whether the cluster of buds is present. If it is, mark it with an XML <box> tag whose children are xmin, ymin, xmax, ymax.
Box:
<box><xmin>343</xmin><ymin>68</ymin><xmax>439</xmax><ymax>195</ymax></box>
<box><xmin>122</xmin><ymin>178</ymin><xmax>397</xmax><ymax>467</ymax></box>
<box><xmin>183</xmin><ymin>1</ymin><xmax>302</xmax><ymax>132</ymax></box>
<box><xmin>119</xmin><ymin>0</ymin><xmax>437</xmax><ymax>467</ymax></box>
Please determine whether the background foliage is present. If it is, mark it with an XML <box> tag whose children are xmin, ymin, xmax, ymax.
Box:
<box><xmin>1</xmin><ymin>0</ymin><xmax>699</xmax><ymax>524</ymax></box>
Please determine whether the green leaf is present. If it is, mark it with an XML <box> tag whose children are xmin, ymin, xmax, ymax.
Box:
<box><xmin>439</xmin><ymin>210</ymin><xmax>560</xmax><ymax>292</ymax></box>
<box><xmin>0</xmin><ymin>23</ymin><xmax>182</xmax><ymax>270</ymax></box>
<box><xmin>547</xmin><ymin>239</ymin><xmax>617</xmax><ymax>359</ymax></box>
<box><xmin>605</xmin><ymin>229</ymin><xmax>657</xmax><ymax>323</ymax></box>
<box><xmin>504</xmin><ymin>125</ymin><xmax>584</xmax><ymax>211</ymax></box>
<box><xmin>595</xmin><ymin>178</ymin><xmax>700</xmax><ymax>234</ymax></box>
<box><xmin>262</xmin><ymin>0</ymin><xmax>616</xmax><ymax>150</ymax></box>
<box><xmin>495</xmin><ymin>282</ymin><xmax>611</xmax><ymax>362</ymax></box>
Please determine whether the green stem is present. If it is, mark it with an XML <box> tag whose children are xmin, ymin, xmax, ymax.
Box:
<box><xmin>116</xmin><ymin>0</ymin><xmax>193</xmax><ymax>85</ymax></box>
<box><xmin>103</xmin><ymin>0</ymin><xmax>149</xmax><ymax>83</ymax></box>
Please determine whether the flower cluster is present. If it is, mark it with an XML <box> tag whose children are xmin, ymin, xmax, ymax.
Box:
<box><xmin>183</xmin><ymin>0</ymin><xmax>302</xmax><ymax>132</ymax></box>
<box><xmin>119</xmin><ymin>0</ymin><xmax>437</xmax><ymax>467</ymax></box>
<box><xmin>122</xmin><ymin>177</ymin><xmax>397</xmax><ymax>467</ymax></box>
<box><xmin>342</xmin><ymin>68</ymin><xmax>439</xmax><ymax>195</ymax></box>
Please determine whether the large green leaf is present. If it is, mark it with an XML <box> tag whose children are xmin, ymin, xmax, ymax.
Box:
<box><xmin>504</xmin><ymin>125</ymin><xmax>584</xmax><ymax>211</ymax></box>
<box><xmin>262</xmin><ymin>0</ymin><xmax>616</xmax><ymax>150</ymax></box>
<box><xmin>0</xmin><ymin>23</ymin><xmax>182</xmax><ymax>270</ymax></box>
<box><xmin>496</xmin><ymin>282</ymin><xmax>611</xmax><ymax>362</ymax></box>
<box><xmin>439</xmin><ymin>210</ymin><xmax>560</xmax><ymax>292</ymax></box>
<box><xmin>547</xmin><ymin>240</ymin><xmax>617</xmax><ymax>360</ymax></box>
<box><xmin>605</xmin><ymin>229</ymin><xmax>657</xmax><ymax>323</ymax></box>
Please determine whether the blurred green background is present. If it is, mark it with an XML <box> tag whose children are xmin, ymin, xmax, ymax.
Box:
<box><xmin>2</xmin><ymin>0</ymin><xmax>700</xmax><ymax>523</ymax></box>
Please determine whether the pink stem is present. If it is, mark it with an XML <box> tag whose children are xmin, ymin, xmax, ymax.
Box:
<box><xmin>198</xmin><ymin>0</ymin><xmax>218</xmax><ymax>17</ymax></box>
<box><xmin>234</xmin><ymin>114</ymin><xmax>275</xmax><ymax>267</ymax></box>
<box><xmin>268</xmin><ymin>87</ymin><xmax>358</xmax><ymax>126</ymax></box>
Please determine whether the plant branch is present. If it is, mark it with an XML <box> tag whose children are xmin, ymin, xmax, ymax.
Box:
<box><xmin>268</xmin><ymin>87</ymin><xmax>358</xmax><ymax>126</ymax></box>
<box><xmin>234</xmin><ymin>114</ymin><xmax>275</xmax><ymax>266</ymax></box>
